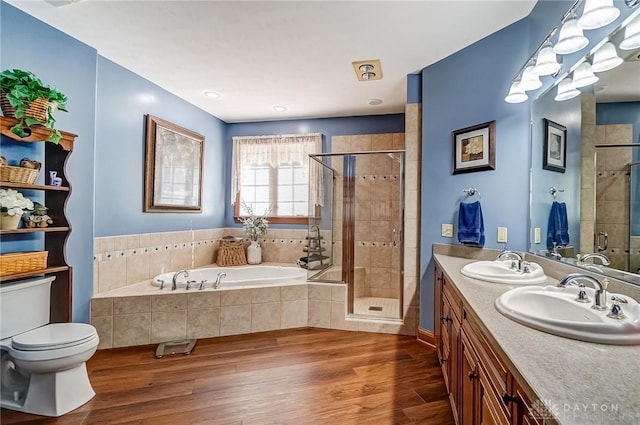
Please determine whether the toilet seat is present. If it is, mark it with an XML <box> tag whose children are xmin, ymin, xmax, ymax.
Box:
<box><xmin>12</xmin><ymin>323</ymin><xmax>97</xmax><ymax>351</ymax></box>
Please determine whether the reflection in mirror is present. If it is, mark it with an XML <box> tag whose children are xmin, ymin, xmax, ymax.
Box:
<box><xmin>530</xmin><ymin>8</ymin><xmax>640</xmax><ymax>286</ymax></box>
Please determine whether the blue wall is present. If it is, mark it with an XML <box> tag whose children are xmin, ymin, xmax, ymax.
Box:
<box><xmin>416</xmin><ymin>0</ymin><xmax>638</xmax><ymax>331</ymax></box>
<box><xmin>419</xmin><ymin>19</ymin><xmax>532</xmax><ymax>331</ymax></box>
<box><xmin>224</xmin><ymin>114</ymin><xmax>405</xmax><ymax>227</ymax></box>
<box><xmin>1</xmin><ymin>2</ymin><xmax>97</xmax><ymax>323</ymax></box>
<box><xmin>95</xmin><ymin>57</ymin><xmax>227</xmax><ymax>237</ymax></box>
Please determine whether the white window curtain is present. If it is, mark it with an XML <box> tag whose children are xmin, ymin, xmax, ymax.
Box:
<box><xmin>231</xmin><ymin>133</ymin><xmax>323</xmax><ymax>209</ymax></box>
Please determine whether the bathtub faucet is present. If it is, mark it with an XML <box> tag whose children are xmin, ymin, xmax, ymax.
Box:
<box><xmin>172</xmin><ymin>270</ymin><xmax>189</xmax><ymax>291</ymax></box>
<box><xmin>214</xmin><ymin>272</ymin><xmax>227</xmax><ymax>289</ymax></box>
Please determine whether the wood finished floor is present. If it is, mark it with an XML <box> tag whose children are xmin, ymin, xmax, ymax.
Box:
<box><xmin>1</xmin><ymin>328</ymin><xmax>454</xmax><ymax>425</ymax></box>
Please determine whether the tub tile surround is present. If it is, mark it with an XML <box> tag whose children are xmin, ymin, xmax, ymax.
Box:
<box><xmin>92</xmin><ymin>280</ymin><xmax>416</xmax><ymax>349</ymax></box>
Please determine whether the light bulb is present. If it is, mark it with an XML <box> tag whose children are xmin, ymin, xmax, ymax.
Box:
<box><xmin>578</xmin><ymin>0</ymin><xmax>620</xmax><ymax>30</ymax></box>
<box><xmin>572</xmin><ymin>62</ymin><xmax>599</xmax><ymax>88</ymax></box>
<box><xmin>535</xmin><ymin>45</ymin><xmax>561</xmax><ymax>76</ymax></box>
<box><xmin>554</xmin><ymin>13</ymin><xmax>589</xmax><ymax>55</ymax></box>
<box><xmin>555</xmin><ymin>78</ymin><xmax>581</xmax><ymax>101</ymax></box>
<box><xmin>591</xmin><ymin>42</ymin><xmax>623</xmax><ymax>73</ymax></box>
<box><xmin>505</xmin><ymin>81</ymin><xmax>528</xmax><ymax>103</ymax></box>
<box><xmin>520</xmin><ymin>66</ymin><xmax>543</xmax><ymax>91</ymax></box>
<box><xmin>620</xmin><ymin>14</ymin><xmax>640</xmax><ymax>50</ymax></box>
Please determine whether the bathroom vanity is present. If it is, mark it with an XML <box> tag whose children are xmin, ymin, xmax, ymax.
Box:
<box><xmin>433</xmin><ymin>253</ymin><xmax>640</xmax><ymax>425</ymax></box>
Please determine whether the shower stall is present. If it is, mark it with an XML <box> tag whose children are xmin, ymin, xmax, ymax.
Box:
<box><xmin>307</xmin><ymin>151</ymin><xmax>405</xmax><ymax>320</ymax></box>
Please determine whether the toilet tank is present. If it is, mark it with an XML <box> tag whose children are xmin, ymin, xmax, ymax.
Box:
<box><xmin>0</xmin><ymin>276</ymin><xmax>55</xmax><ymax>339</ymax></box>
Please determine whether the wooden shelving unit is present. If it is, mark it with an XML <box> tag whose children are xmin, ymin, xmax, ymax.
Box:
<box><xmin>0</xmin><ymin>116</ymin><xmax>77</xmax><ymax>322</ymax></box>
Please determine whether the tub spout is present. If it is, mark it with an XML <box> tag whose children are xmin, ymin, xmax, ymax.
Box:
<box><xmin>172</xmin><ymin>270</ymin><xmax>189</xmax><ymax>290</ymax></box>
<box><xmin>214</xmin><ymin>272</ymin><xmax>227</xmax><ymax>289</ymax></box>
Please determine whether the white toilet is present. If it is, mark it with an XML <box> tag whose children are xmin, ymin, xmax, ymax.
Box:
<box><xmin>0</xmin><ymin>276</ymin><xmax>99</xmax><ymax>417</ymax></box>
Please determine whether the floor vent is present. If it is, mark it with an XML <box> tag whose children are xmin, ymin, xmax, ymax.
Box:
<box><xmin>368</xmin><ymin>306</ymin><xmax>383</xmax><ymax>312</ymax></box>
<box><xmin>155</xmin><ymin>339</ymin><xmax>196</xmax><ymax>358</ymax></box>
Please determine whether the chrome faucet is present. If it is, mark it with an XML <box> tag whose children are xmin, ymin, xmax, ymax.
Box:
<box><xmin>557</xmin><ymin>273</ymin><xmax>607</xmax><ymax>311</ymax></box>
<box><xmin>496</xmin><ymin>251</ymin><xmax>527</xmax><ymax>272</ymax></box>
<box><xmin>577</xmin><ymin>252</ymin><xmax>610</xmax><ymax>266</ymax></box>
<box><xmin>213</xmin><ymin>272</ymin><xmax>226</xmax><ymax>289</ymax></box>
<box><xmin>172</xmin><ymin>270</ymin><xmax>189</xmax><ymax>291</ymax></box>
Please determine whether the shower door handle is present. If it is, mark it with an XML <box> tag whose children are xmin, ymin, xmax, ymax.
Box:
<box><xmin>596</xmin><ymin>232</ymin><xmax>608</xmax><ymax>252</ymax></box>
<box><xmin>392</xmin><ymin>229</ymin><xmax>402</xmax><ymax>247</ymax></box>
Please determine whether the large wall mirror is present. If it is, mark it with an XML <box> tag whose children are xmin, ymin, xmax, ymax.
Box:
<box><xmin>530</xmin><ymin>8</ymin><xmax>640</xmax><ymax>286</ymax></box>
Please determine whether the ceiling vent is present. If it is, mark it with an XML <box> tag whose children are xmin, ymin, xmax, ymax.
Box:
<box><xmin>352</xmin><ymin>59</ymin><xmax>383</xmax><ymax>81</ymax></box>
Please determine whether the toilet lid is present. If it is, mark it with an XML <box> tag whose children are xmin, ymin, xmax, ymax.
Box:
<box><xmin>12</xmin><ymin>323</ymin><xmax>97</xmax><ymax>351</ymax></box>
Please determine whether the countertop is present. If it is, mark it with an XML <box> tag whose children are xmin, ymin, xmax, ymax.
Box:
<box><xmin>434</xmin><ymin>253</ymin><xmax>640</xmax><ymax>425</ymax></box>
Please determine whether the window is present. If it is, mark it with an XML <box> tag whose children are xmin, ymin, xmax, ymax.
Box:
<box><xmin>232</xmin><ymin>133</ymin><xmax>322</xmax><ymax>224</ymax></box>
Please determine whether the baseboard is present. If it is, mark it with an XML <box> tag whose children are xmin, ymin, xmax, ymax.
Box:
<box><xmin>417</xmin><ymin>327</ymin><xmax>435</xmax><ymax>348</ymax></box>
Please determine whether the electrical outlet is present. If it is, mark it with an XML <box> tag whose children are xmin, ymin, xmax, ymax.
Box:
<box><xmin>442</xmin><ymin>223</ymin><xmax>453</xmax><ymax>238</ymax></box>
<box><xmin>534</xmin><ymin>227</ymin><xmax>541</xmax><ymax>244</ymax></box>
<box><xmin>497</xmin><ymin>227</ymin><xmax>508</xmax><ymax>243</ymax></box>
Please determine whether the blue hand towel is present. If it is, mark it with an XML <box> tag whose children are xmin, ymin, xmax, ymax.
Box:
<box><xmin>458</xmin><ymin>201</ymin><xmax>485</xmax><ymax>247</ymax></box>
<box><xmin>546</xmin><ymin>201</ymin><xmax>570</xmax><ymax>249</ymax></box>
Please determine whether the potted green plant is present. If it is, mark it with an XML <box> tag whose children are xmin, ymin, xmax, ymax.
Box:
<box><xmin>0</xmin><ymin>69</ymin><xmax>68</xmax><ymax>144</ymax></box>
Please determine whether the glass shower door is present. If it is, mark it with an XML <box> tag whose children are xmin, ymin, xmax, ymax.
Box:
<box><xmin>349</xmin><ymin>151</ymin><xmax>404</xmax><ymax>319</ymax></box>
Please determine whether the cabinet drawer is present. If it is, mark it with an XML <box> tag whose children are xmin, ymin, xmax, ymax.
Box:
<box><xmin>463</xmin><ymin>312</ymin><xmax>510</xmax><ymax>401</ymax></box>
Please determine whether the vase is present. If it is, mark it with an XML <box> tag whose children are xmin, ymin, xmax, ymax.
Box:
<box><xmin>247</xmin><ymin>240</ymin><xmax>262</xmax><ymax>264</ymax></box>
<box><xmin>0</xmin><ymin>212</ymin><xmax>21</xmax><ymax>230</ymax></box>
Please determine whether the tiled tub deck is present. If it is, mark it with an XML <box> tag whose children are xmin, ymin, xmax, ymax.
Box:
<box><xmin>91</xmin><ymin>277</ymin><xmax>417</xmax><ymax>350</ymax></box>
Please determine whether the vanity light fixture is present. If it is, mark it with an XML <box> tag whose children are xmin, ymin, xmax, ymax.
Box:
<box><xmin>520</xmin><ymin>65</ymin><xmax>543</xmax><ymax>91</ymax></box>
<box><xmin>555</xmin><ymin>77</ymin><xmax>581</xmax><ymax>101</ymax></box>
<box><xmin>504</xmin><ymin>81</ymin><xmax>528</xmax><ymax>103</ymax></box>
<box><xmin>591</xmin><ymin>41</ymin><xmax>624</xmax><ymax>71</ymax></box>
<box><xmin>578</xmin><ymin>0</ymin><xmax>620</xmax><ymax>30</ymax></box>
<box><xmin>554</xmin><ymin>12</ymin><xmax>590</xmax><ymax>55</ymax></box>
<box><xmin>273</xmin><ymin>105</ymin><xmax>287</xmax><ymax>112</ymax></box>
<box><xmin>534</xmin><ymin>43</ymin><xmax>562</xmax><ymax>76</ymax></box>
<box><xmin>620</xmin><ymin>14</ymin><xmax>640</xmax><ymax>50</ymax></box>
<box><xmin>572</xmin><ymin>61</ymin><xmax>599</xmax><ymax>87</ymax></box>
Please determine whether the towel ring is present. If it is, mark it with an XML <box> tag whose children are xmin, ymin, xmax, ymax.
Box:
<box><xmin>549</xmin><ymin>186</ymin><xmax>565</xmax><ymax>199</ymax></box>
<box><xmin>463</xmin><ymin>187</ymin><xmax>481</xmax><ymax>199</ymax></box>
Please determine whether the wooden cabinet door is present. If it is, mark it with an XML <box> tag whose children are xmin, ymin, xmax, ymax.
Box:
<box><xmin>514</xmin><ymin>383</ymin><xmax>545</xmax><ymax>425</ymax></box>
<box><xmin>478</xmin><ymin>367</ymin><xmax>510</xmax><ymax>425</ymax></box>
<box><xmin>460</xmin><ymin>332</ymin><xmax>478</xmax><ymax>425</ymax></box>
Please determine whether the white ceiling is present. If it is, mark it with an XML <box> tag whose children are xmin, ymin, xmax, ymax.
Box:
<box><xmin>6</xmin><ymin>0</ymin><xmax>537</xmax><ymax>123</ymax></box>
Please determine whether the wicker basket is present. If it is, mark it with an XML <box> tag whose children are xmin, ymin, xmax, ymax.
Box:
<box><xmin>0</xmin><ymin>251</ymin><xmax>48</xmax><ymax>277</ymax></box>
<box><xmin>216</xmin><ymin>239</ymin><xmax>247</xmax><ymax>266</ymax></box>
<box><xmin>0</xmin><ymin>164</ymin><xmax>40</xmax><ymax>184</ymax></box>
<box><xmin>0</xmin><ymin>93</ymin><xmax>52</xmax><ymax>124</ymax></box>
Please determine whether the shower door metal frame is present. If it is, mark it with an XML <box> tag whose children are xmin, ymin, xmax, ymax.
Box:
<box><xmin>309</xmin><ymin>150</ymin><xmax>405</xmax><ymax>319</ymax></box>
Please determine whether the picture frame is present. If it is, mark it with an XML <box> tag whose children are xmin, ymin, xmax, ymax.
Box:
<box><xmin>542</xmin><ymin>118</ymin><xmax>567</xmax><ymax>173</ymax></box>
<box><xmin>144</xmin><ymin>115</ymin><xmax>205</xmax><ymax>212</ymax></box>
<box><xmin>452</xmin><ymin>120</ymin><xmax>496</xmax><ymax>174</ymax></box>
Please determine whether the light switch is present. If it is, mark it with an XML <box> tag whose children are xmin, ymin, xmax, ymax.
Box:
<box><xmin>442</xmin><ymin>223</ymin><xmax>453</xmax><ymax>238</ymax></box>
<box><xmin>497</xmin><ymin>227</ymin><xmax>508</xmax><ymax>243</ymax></box>
<box><xmin>534</xmin><ymin>227</ymin><xmax>541</xmax><ymax>244</ymax></box>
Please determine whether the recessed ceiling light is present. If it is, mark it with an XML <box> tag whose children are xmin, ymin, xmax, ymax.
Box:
<box><xmin>203</xmin><ymin>91</ymin><xmax>222</xmax><ymax>99</ymax></box>
<box><xmin>273</xmin><ymin>105</ymin><xmax>287</xmax><ymax>112</ymax></box>
<box><xmin>368</xmin><ymin>99</ymin><xmax>383</xmax><ymax>106</ymax></box>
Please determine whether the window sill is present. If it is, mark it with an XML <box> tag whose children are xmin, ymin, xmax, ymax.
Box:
<box><xmin>234</xmin><ymin>216</ymin><xmax>311</xmax><ymax>225</ymax></box>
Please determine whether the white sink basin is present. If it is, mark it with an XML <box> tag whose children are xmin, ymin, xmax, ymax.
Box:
<box><xmin>495</xmin><ymin>285</ymin><xmax>640</xmax><ymax>345</ymax></box>
<box><xmin>460</xmin><ymin>260</ymin><xmax>547</xmax><ymax>285</ymax></box>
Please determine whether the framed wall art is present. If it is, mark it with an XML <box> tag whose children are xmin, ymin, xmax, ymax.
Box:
<box><xmin>453</xmin><ymin>120</ymin><xmax>496</xmax><ymax>174</ymax></box>
<box><xmin>542</xmin><ymin>118</ymin><xmax>567</xmax><ymax>173</ymax></box>
<box><xmin>144</xmin><ymin>115</ymin><xmax>205</xmax><ymax>212</ymax></box>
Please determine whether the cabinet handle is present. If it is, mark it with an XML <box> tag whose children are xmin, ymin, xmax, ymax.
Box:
<box><xmin>468</xmin><ymin>371</ymin><xmax>477</xmax><ymax>381</ymax></box>
<box><xmin>440</xmin><ymin>316</ymin><xmax>452</xmax><ymax>323</ymax></box>
<box><xmin>440</xmin><ymin>357</ymin><xmax>447</xmax><ymax>363</ymax></box>
<box><xmin>502</xmin><ymin>392</ymin><xmax>517</xmax><ymax>406</ymax></box>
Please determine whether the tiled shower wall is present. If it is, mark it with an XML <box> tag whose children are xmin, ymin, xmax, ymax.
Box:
<box><xmin>331</xmin><ymin>133</ymin><xmax>405</xmax><ymax>299</ymax></box>
<box><xmin>595</xmin><ymin>123</ymin><xmax>632</xmax><ymax>271</ymax></box>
